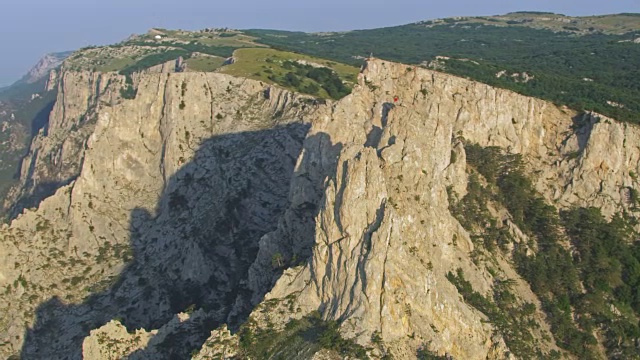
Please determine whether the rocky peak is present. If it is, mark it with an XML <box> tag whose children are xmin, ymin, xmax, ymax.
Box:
<box><xmin>18</xmin><ymin>52</ymin><xmax>72</xmax><ymax>85</ymax></box>
<box><xmin>229</xmin><ymin>58</ymin><xmax>640</xmax><ymax>358</ymax></box>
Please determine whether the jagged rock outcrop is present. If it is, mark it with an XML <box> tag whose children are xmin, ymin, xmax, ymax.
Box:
<box><xmin>0</xmin><ymin>53</ymin><xmax>71</xmax><ymax>219</ymax></box>
<box><xmin>545</xmin><ymin>112</ymin><xmax>640</xmax><ymax>218</ymax></box>
<box><xmin>82</xmin><ymin>310</ymin><xmax>218</xmax><ymax>359</ymax></box>
<box><xmin>144</xmin><ymin>57</ymin><xmax>185</xmax><ymax>74</ymax></box>
<box><xmin>2</xmin><ymin>57</ymin><xmax>640</xmax><ymax>359</ymax></box>
<box><xmin>2</xmin><ymin>70</ymin><xmax>123</xmax><ymax>216</ymax></box>
<box><xmin>228</xmin><ymin>59</ymin><xmax>640</xmax><ymax>359</ymax></box>
<box><xmin>82</xmin><ymin>320</ymin><xmax>157</xmax><ymax>359</ymax></box>
<box><xmin>191</xmin><ymin>324</ymin><xmax>239</xmax><ymax>360</ymax></box>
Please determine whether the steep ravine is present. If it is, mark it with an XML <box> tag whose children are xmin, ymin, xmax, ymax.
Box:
<box><xmin>1</xmin><ymin>59</ymin><xmax>640</xmax><ymax>359</ymax></box>
<box><xmin>0</xmin><ymin>70</ymin><xmax>322</xmax><ymax>359</ymax></box>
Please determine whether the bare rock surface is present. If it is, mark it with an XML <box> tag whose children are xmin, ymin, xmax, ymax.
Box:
<box><xmin>236</xmin><ymin>59</ymin><xmax>640</xmax><ymax>359</ymax></box>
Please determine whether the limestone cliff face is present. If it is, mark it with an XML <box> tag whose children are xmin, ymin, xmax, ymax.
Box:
<box><xmin>5</xmin><ymin>58</ymin><xmax>189</xmax><ymax>217</ymax></box>
<box><xmin>544</xmin><ymin>112</ymin><xmax>640</xmax><ymax>218</ymax></box>
<box><xmin>235</xmin><ymin>59</ymin><xmax>640</xmax><ymax>359</ymax></box>
<box><xmin>3</xmin><ymin>70</ymin><xmax>123</xmax><ymax>216</ymax></box>
<box><xmin>0</xmin><ymin>68</ymin><xmax>317</xmax><ymax>359</ymax></box>
<box><xmin>237</xmin><ymin>60</ymin><xmax>565</xmax><ymax>359</ymax></box>
<box><xmin>1</xmin><ymin>58</ymin><xmax>639</xmax><ymax>359</ymax></box>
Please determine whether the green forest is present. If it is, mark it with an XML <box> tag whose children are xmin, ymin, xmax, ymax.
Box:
<box><xmin>246</xmin><ymin>23</ymin><xmax>640</xmax><ymax>123</ymax></box>
<box><xmin>452</xmin><ymin>143</ymin><xmax>640</xmax><ymax>359</ymax></box>
<box><xmin>269</xmin><ymin>60</ymin><xmax>351</xmax><ymax>100</ymax></box>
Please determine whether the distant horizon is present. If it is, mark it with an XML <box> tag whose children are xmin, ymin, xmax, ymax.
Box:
<box><xmin>156</xmin><ymin>10</ymin><xmax>640</xmax><ymax>31</ymax></box>
<box><xmin>20</xmin><ymin>10</ymin><xmax>640</xmax><ymax>56</ymax></box>
<box><xmin>1</xmin><ymin>1</ymin><xmax>638</xmax><ymax>85</ymax></box>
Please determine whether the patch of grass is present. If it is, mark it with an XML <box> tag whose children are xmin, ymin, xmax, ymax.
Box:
<box><xmin>65</xmin><ymin>30</ymin><xmax>260</xmax><ymax>73</ymax></box>
<box><xmin>184</xmin><ymin>55</ymin><xmax>226</xmax><ymax>72</ymax></box>
<box><xmin>416</xmin><ymin>345</ymin><xmax>448</xmax><ymax>359</ymax></box>
<box><xmin>118</xmin><ymin>49</ymin><xmax>189</xmax><ymax>76</ymax></box>
<box><xmin>195</xmin><ymin>34</ymin><xmax>268</xmax><ymax>48</ymax></box>
<box><xmin>95</xmin><ymin>57</ymin><xmax>136</xmax><ymax>72</ymax></box>
<box><xmin>119</xmin><ymin>75</ymin><xmax>136</xmax><ymax>99</ymax></box>
<box><xmin>219</xmin><ymin>48</ymin><xmax>359</xmax><ymax>99</ymax></box>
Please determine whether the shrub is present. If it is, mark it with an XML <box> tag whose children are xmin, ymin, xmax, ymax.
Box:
<box><xmin>271</xmin><ymin>252</ymin><xmax>284</xmax><ymax>268</ymax></box>
<box><xmin>238</xmin><ymin>311</ymin><xmax>367</xmax><ymax>359</ymax></box>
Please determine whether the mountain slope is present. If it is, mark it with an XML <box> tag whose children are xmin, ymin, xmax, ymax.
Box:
<box><xmin>227</xmin><ymin>59</ymin><xmax>640</xmax><ymax>360</ymax></box>
<box><xmin>0</xmin><ymin>52</ymin><xmax>70</xmax><ymax>216</ymax></box>
<box><xmin>245</xmin><ymin>13</ymin><xmax>640</xmax><ymax>123</ymax></box>
<box><xmin>1</xmin><ymin>55</ymin><xmax>640</xmax><ymax>359</ymax></box>
<box><xmin>14</xmin><ymin>52</ymin><xmax>72</xmax><ymax>85</ymax></box>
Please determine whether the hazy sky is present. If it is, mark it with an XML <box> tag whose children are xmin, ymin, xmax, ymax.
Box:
<box><xmin>1</xmin><ymin>0</ymin><xmax>638</xmax><ymax>85</ymax></box>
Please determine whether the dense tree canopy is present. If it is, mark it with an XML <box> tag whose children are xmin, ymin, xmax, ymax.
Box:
<box><xmin>247</xmin><ymin>24</ymin><xmax>640</xmax><ymax>123</ymax></box>
<box><xmin>457</xmin><ymin>143</ymin><xmax>640</xmax><ymax>359</ymax></box>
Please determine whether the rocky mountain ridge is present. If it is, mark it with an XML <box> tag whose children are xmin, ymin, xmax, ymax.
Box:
<box><xmin>228</xmin><ymin>59</ymin><xmax>640</xmax><ymax>359</ymax></box>
<box><xmin>0</xmin><ymin>56</ymin><xmax>639</xmax><ymax>359</ymax></box>
<box><xmin>0</xmin><ymin>51</ymin><xmax>73</xmax><ymax>218</ymax></box>
<box><xmin>17</xmin><ymin>52</ymin><xmax>72</xmax><ymax>85</ymax></box>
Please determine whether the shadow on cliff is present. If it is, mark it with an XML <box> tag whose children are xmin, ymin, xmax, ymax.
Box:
<box><xmin>3</xmin><ymin>97</ymin><xmax>60</xmax><ymax>219</ymax></box>
<box><xmin>30</xmin><ymin>98</ymin><xmax>56</xmax><ymax>138</ymax></box>
<box><xmin>21</xmin><ymin>123</ymin><xmax>339</xmax><ymax>359</ymax></box>
<box><xmin>565</xmin><ymin>112</ymin><xmax>596</xmax><ymax>154</ymax></box>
